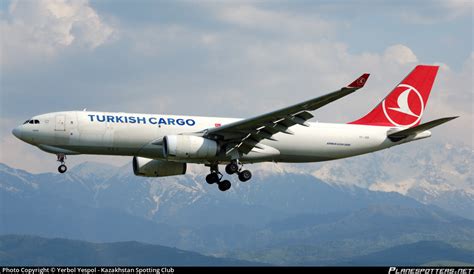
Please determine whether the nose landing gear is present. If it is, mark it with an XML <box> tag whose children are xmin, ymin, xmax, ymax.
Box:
<box><xmin>57</xmin><ymin>154</ymin><xmax>67</xmax><ymax>173</ymax></box>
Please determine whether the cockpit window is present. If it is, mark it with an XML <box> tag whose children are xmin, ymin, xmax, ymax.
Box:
<box><xmin>24</xmin><ymin>119</ymin><xmax>40</xmax><ymax>125</ymax></box>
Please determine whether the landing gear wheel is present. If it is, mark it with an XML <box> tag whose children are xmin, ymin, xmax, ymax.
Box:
<box><xmin>56</xmin><ymin>154</ymin><xmax>67</xmax><ymax>174</ymax></box>
<box><xmin>206</xmin><ymin>173</ymin><xmax>220</xmax><ymax>184</ymax></box>
<box><xmin>58</xmin><ymin>164</ymin><xmax>67</xmax><ymax>174</ymax></box>
<box><xmin>238</xmin><ymin>170</ymin><xmax>252</xmax><ymax>182</ymax></box>
<box><xmin>218</xmin><ymin>180</ymin><xmax>231</xmax><ymax>192</ymax></box>
<box><xmin>225</xmin><ymin>162</ymin><xmax>239</xmax><ymax>175</ymax></box>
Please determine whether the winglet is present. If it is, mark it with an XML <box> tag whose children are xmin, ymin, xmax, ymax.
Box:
<box><xmin>347</xmin><ymin>73</ymin><xmax>370</xmax><ymax>88</ymax></box>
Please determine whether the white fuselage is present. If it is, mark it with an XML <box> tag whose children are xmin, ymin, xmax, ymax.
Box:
<box><xmin>12</xmin><ymin>111</ymin><xmax>431</xmax><ymax>164</ymax></box>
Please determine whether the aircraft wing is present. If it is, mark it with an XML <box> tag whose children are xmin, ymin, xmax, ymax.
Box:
<box><xmin>201</xmin><ymin>73</ymin><xmax>370</xmax><ymax>156</ymax></box>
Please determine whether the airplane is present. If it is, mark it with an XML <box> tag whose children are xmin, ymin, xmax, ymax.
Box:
<box><xmin>12</xmin><ymin>65</ymin><xmax>457</xmax><ymax>191</ymax></box>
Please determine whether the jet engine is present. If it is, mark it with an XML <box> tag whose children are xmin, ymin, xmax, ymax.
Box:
<box><xmin>163</xmin><ymin>135</ymin><xmax>218</xmax><ymax>159</ymax></box>
<box><xmin>132</xmin><ymin>156</ymin><xmax>186</xmax><ymax>177</ymax></box>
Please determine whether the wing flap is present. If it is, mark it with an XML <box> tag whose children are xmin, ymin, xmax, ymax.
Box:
<box><xmin>253</xmin><ymin>130</ymin><xmax>276</xmax><ymax>141</ymax></box>
<box><xmin>295</xmin><ymin>111</ymin><xmax>314</xmax><ymax>121</ymax></box>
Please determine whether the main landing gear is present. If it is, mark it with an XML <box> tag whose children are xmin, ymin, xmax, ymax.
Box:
<box><xmin>205</xmin><ymin>161</ymin><xmax>252</xmax><ymax>192</ymax></box>
<box><xmin>206</xmin><ymin>164</ymin><xmax>231</xmax><ymax>192</ymax></box>
<box><xmin>225</xmin><ymin>160</ymin><xmax>252</xmax><ymax>182</ymax></box>
<box><xmin>57</xmin><ymin>153</ymin><xmax>67</xmax><ymax>174</ymax></box>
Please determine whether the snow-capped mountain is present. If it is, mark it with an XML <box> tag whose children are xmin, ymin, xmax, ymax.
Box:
<box><xmin>1</xmin><ymin>159</ymin><xmax>473</xmax><ymax>264</ymax></box>
<box><xmin>308</xmin><ymin>141</ymin><xmax>473</xmax><ymax>219</ymax></box>
<box><xmin>1</xmin><ymin>140</ymin><xmax>472</xmax><ymax>221</ymax></box>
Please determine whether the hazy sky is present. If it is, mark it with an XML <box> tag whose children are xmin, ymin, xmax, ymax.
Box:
<box><xmin>1</xmin><ymin>0</ymin><xmax>472</xmax><ymax>173</ymax></box>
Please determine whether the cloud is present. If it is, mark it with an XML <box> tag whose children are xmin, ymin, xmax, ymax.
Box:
<box><xmin>216</xmin><ymin>4</ymin><xmax>335</xmax><ymax>38</ymax></box>
<box><xmin>423</xmin><ymin>52</ymin><xmax>473</xmax><ymax>145</ymax></box>
<box><xmin>383</xmin><ymin>44</ymin><xmax>418</xmax><ymax>65</ymax></box>
<box><xmin>0</xmin><ymin>0</ymin><xmax>115</xmax><ymax>67</ymax></box>
<box><xmin>397</xmin><ymin>0</ymin><xmax>473</xmax><ymax>24</ymax></box>
<box><xmin>128</xmin><ymin>24</ymin><xmax>203</xmax><ymax>58</ymax></box>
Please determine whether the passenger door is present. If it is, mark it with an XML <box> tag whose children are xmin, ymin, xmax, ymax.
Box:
<box><xmin>55</xmin><ymin>115</ymin><xmax>66</xmax><ymax>131</ymax></box>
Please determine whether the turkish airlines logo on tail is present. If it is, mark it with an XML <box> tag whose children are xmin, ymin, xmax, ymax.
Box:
<box><xmin>357</xmin><ymin>77</ymin><xmax>366</xmax><ymax>86</ymax></box>
<box><xmin>382</xmin><ymin>84</ymin><xmax>424</xmax><ymax>127</ymax></box>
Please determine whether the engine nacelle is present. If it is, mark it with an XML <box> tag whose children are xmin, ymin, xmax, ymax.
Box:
<box><xmin>163</xmin><ymin>135</ymin><xmax>218</xmax><ymax>159</ymax></box>
<box><xmin>133</xmin><ymin>156</ymin><xmax>186</xmax><ymax>177</ymax></box>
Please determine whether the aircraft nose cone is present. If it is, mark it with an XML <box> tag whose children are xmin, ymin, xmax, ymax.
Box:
<box><xmin>12</xmin><ymin>127</ymin><xmax>22</xmax><ymax>139</ymax></box>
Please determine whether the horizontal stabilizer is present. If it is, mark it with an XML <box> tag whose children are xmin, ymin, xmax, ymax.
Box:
<box><xmin>388</xmin><ymin>116</ymin><xmax>458</xmax><ymax>141</ymax></box>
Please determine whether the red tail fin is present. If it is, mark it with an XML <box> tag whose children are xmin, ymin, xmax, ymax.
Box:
<box><xmin>350</xmin><ymin>65</ymin><xmax>439</xmax><ymax>127</ymax></box>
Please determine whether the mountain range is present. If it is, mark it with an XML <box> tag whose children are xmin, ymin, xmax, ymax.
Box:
<box><xmin>1</xmin><ymin>235</ymin><xmax>471</xmax><ymax>266</ymax></box>
<box><xmin>310</xmin><ymin>141</ymin><xmax>473</xmax><ymax>220</ymax></box>
<box><xmin>0</xmin><ymin>235</ymin><xmax>254</xmax><ymax>266</ymax></box>
<box><xmin>0</xmin><ymin>141</ymin><xmax>473</xmax><ymax>265</ymax></box>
